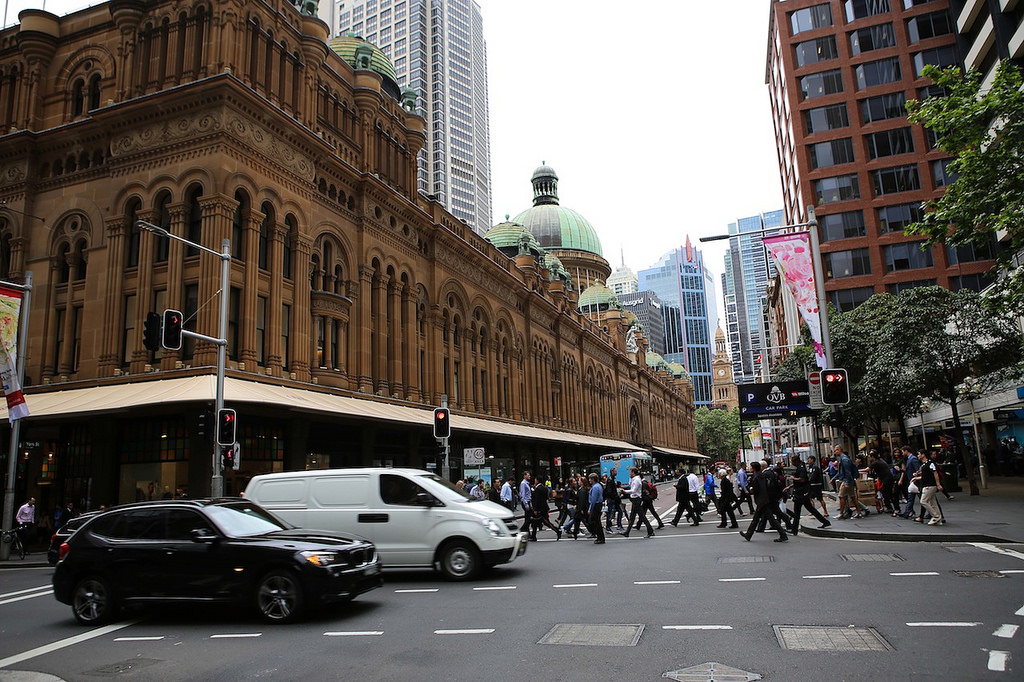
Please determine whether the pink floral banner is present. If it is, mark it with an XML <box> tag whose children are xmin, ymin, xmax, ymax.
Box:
<box><xmin>762</xmin><ymin>232</ymin><xmax>827</xmax><ymax>369</ymax></box>
<box><xmin>0</xmin><ymin>285</ymin><xmax>28</xmax><ymax>422</ymax></box>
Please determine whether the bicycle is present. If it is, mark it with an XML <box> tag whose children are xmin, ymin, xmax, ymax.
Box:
<box><xmin>1</xmin><ymin>524</ymin><xmax>27</xmax><ymax>560</ymax></box>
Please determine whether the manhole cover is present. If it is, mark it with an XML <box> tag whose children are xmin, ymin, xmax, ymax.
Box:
<box><xmin>839</xmin><ymin>553</ymin><xmax>904</xmax><ymax>562</ymax></box>
<box><xmin>953</xmin><ymin>570</ymin><xmax>1005</xmax><ymax>578</ymax></box>
<box><xmin>538</xmin><ymin>623</ymin><xmax>644</xmax><ymax>646</ymax></box>
<box><xmin>942</xmin><ymin>544</ymin><xmax>988</xmax><ymax>553</ymax></box>
<box><xmin>773</xmin><ymin>625</ymin><xmax>893</xmax><ymax>651</ymax></box>
<box><xmin>717</xmin><ymin>556</ymin><xmax>774</xmax><ymax>564</ymax></box>
<box><xmin>84</xmin><ymin>658</ymin><xmax>163</xmax><ymax>676</ymax></box>
<box><xmin>664</xmin><ymin>662</ymin><xmax>762</xmax><ymax>681</ymax></box>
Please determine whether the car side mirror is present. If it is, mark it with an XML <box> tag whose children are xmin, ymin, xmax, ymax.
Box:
<box><xmin>190</xmin><ymin>528</ymin><xmax>218</xmax><ymax>543</ymax></box>
<box><xmin>416</xmin><ymin>491</ymin><xmax>438</xmax><ymax>507</ymax></box>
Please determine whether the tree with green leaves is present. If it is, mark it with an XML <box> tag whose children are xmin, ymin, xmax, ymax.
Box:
<box><xmin>694</xmin><ymin>406</ymin><xmax>742</xmax><ymax>464</ymax></box>
<box><xmin>906</xmin><ymin>61</ymin><xmax>1024</xmax><ymax>315</ymax></box>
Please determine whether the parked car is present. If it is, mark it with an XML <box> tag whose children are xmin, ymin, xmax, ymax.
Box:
<box><xmin>52</xmin><ymin>498</ymin><xmax>381</xmax><ymax>625</ymax></box>
<box><xmin>48</xmin><ymin>512</ymin><xmax>99</xmax><ymax>565</ymax></box>
<box><xmin>245</xmin><ymin>468</ymin><xmax>528</xmax><ymax>581</ymax></box>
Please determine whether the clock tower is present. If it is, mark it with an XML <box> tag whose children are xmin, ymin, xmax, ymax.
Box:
<box><xmin>711</xmin><ymin>326</ymin><xmax>738</xmax><ymax>411</ymax></box>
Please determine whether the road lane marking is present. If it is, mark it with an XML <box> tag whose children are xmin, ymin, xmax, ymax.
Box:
<box><xmin>999</xmin><ymin>570</ymin><xmax>1024</xmax><ymax>574</ymax></box>
<box><xmin>993</xmin><ymin>625</ymin><xmax>1019</xmax><ymax>639</ymax></box>
<box><xmin>634</xmin><ymin>580</ymin><xmax>681</xmax><ymax>585</ymax></box>
<box><xmin>1017</xmin><ymin>605</ymin><xmax>1024</xmax><ymax>617</ymax></box>
<box><xmin>434</xmin><ymin>629</ymin><xmax>494</xmax><ymax>635</ymax></box>
<box><xmin>209</xmin><ymin>633</ymin><xmax>262</xmax><ymax>639</ymax></box>
<box><xmin>553</xmin><ymin>583</ymin><xmax>597</xmax><ymax>588</ymax></box>
<box><xmin>890</xmin><ymin>572</ymin><xmax>939</xmax><ymax>577</ymax></box>
<box><xmin>0</xmin><ymin>620</ymin><xmax>139</xmax><ymax>669</ymax></box>
<box><xmin>473</xmin><ymin>586</ymin><xmax>516</xmax><ymax>591</ymax></box>
<box><xmin>803</xmin><ymin>574</ymin><xmax>850</xmax><ymax>579</ymax></box>
<box><xmin>324</xmin><ymin>631</ymin><xmax>384</xmax><ymax>637</ymax></box>
<box><xmin>0</xmin><ymin>589</ymin><xmax>53</xmax><ymax>606</ymax></box>
<box><xmin>970</xmin><ymin>543</ymin><xmax>1024</xmax><ymax>562</ymax></box>
<box><xmin>906</xmin><ymin>622</ymin><xmax>980</xmax><ymax>627</ymax></box>
<box><xmin>113</xmin><ymin>636</ymin><xmax>165</xmax><ymax>642</ymax></box>
<box><xmin>718</xmin><ymin>578</ymin><xmax>765</xmax><ymax>582</ymax></box>
<box><xmin>663</xmin><ymin>625</ymin><xmax>733</xmax><ymax>630</ymax></box>
<box><xmin>394</xmin><ymin>589</ymin><xmax>439</xmax><ymax>593</ymax></box>
<box><xmin>0</xmin><ymin>585</ymin><xmax>52</xmax><ymax>599</ymax></box>
<box><xmin>988</xmin><ymin>651</ymin><xmax>1009</xmax><ymax>672</ymax></box>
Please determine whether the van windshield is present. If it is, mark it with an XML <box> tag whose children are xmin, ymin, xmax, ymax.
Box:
<box><xmin>417</xmin><ymin>474</ymin><xmax>477</xmax><ymax>502</ymax></box>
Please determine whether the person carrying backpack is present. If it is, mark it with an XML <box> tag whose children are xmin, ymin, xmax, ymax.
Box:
<box><xmin>740</xmin><ymin>461</ymin><xmax>788</xmax><ymax>543</ymax></box>
<box><xmin>632</xmin><ymin>474</ymin><xmax>665</xmax><ymax>531</ymax></box>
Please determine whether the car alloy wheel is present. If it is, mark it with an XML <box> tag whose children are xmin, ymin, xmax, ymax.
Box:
<box><xmin>439</xmin><ymin>540</ymin><xmax>480</xmax><ymax>581</ymax></box>
<box><xmin>256</xmin><ymin>570</ymin><xmax>303</xmax><ymax>623</ymax></box>
<box><xmin>72</xmin><ymin>576</ymin><xmax>116</xmax><ymax>625</ymax></box>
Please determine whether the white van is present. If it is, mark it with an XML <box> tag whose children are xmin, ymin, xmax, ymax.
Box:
<box><xmin>244</xmin><ymin>468</ymin><xmax>527</xmax><ymax>580</ymax></box>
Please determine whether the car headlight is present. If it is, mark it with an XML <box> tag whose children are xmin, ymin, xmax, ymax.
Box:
<box><xmin>300</xmin><ymin>550</ymin><xmax>339</xmax><ymax>567</ymax></box>
<box><xmin>481</xmin><ymin>518</ymin><xmax>505</xmax><ymax>537</ymax></box>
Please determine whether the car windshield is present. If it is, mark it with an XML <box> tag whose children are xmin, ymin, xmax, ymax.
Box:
<box><xmin>205</xmin><ymin>501</ymin><xmax>295</xmax><ymax>537</ymax></box>
<box><xmin>418</xmin><ymin>473</ymin><xmax>477</xmax><ymax>502</ymax></box>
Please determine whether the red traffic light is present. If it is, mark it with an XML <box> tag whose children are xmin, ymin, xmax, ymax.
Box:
<box><xmin>217</xmin><ymin>408</ymin><xmax>237</xmax><ymax>446</ymax></box>
<box><xmin>162</xmin><ymin>309</ymin><xmax>183</xmax><ymax>350</ymax></box>
<box><xmin>432</xmin><ymin>407</ymin><xmax>451</xmax><ymax>439</ymax></box>
<box><xmin>821</xmin><ymin>368</ymin><xmax>850</xmax><ymax>405</ymax></box>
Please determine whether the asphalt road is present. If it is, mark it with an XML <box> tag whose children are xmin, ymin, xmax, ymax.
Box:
<box><xmin>2</xmin><ymin>504</ymin><xmax>1023</xmax><ymax>682</ymax></box>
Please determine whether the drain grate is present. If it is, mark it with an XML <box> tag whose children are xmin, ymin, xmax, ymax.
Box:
<box><xmin>663</xmin><ymin>662</ymin><xmax>762</xmax><ymax>681</ymax></box>
<box><xmin>839</xmin><ymin>553</ymin><xmax>904</xmax><ymax>562</ymax></box>
<box><xmin>717</xmin><ymin>556</ymin><xmax>774</xmax><ymax>564</ymax></box>
<box><xmin>538</xmin><ymin>623</ymin><xmax>644</xmax><ymax>647</ymax></box>
<box><xmin>774</xmin><ymin>625</ymin><xmax>893</xmax><ymax>651</ymax></box>
<box><xmin>953</xmin><ymin>570</ymin><xmax>1005</xmax><ymax>578</ymax></box>
<box><xmin>84</xmin><ymin>658</ymin><xmax>163</xmax><ymax>676</ymax></box>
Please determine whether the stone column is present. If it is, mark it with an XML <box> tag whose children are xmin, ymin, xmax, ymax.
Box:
<box><xmin>356</xmin><ymin>266</ymin><xmax>374</xmax><ymax>392</ymax></box>
<box><xmin>99</xmin><ymin>216</ymin><xmax>127</xmax><ymax>375</ymax></box>
<box><xmin>291</xmin><ymin>235</ymin><xmax>313</xmax><ymax>381</ymax></box>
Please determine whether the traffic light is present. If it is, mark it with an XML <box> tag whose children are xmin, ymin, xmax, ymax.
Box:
<box><xmin>143</xmin><ymin>312</ymin><xmax>161</xmax><ymax>352</ymax></box>
<box><xmin>197</xmin><ymin>409</ymin><xmax>212</xmax><ymax>442</ymax></box>
<box><xmin>821</xmin><ymin>368</ymin><xmax>851</xmax><ymax>405</ymax></box>
<box><xmin>432</xmin><ymin>407</ymin><xmax>450</xmax><ymax>439</ymax></box>
<box><xmin>217</xmin><ymin>408</ymin><xmax>237</xmax><ymax>446</ymax></box>
<box><xmin>222</xmin><ymin>443</ymin><xmax>240</xmax><ymax>471</ymax></box>
<box><xmin>162</xmin><ymin>309</ymin><xmax>183</xmax><ymax>350</ymax></box>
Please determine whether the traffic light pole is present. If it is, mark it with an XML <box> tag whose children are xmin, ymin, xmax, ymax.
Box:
<box><xmin>1</xmin><ymin>272</ymin><xmax>31</xmax><ymax>562</ymax></box>
<box><xmin>439</xmin><ymin>394</ymin><xmax>450</xmax><ymax>481</ymax></box>
<box><xmin>137</xmin><ymin>221</ymin><xmax>230</xmax><ymax>498</ymax></box>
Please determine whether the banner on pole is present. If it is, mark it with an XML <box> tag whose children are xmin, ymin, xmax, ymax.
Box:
<box><xmin>762</xmin><ymin>232</ymin><xmax>827</xmax><ymax>369</ymax></box>
<box><xmin>0</xmin><ymin>285</ymin><xmax>28</xmax><ymax>422</ymax></box>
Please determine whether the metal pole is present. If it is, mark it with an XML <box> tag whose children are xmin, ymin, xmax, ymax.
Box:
<box><xmin>212</xmin><ymin>239</ymin><xmax>230</xmax><ymax>498</ymax></box>
<box><xmin>440</xmin><ymin>394</ymin><xmax>449</xmax><ymax>481</ymax></box>
<box><xmin>969</xmin><ymin>397</ymin><xmax>987</xmax><ymax>489</ymax></box>
<box><xmin>1</xmin><ymin>272</ymin><xmax>32</xmax><ymax>561</ymax></box>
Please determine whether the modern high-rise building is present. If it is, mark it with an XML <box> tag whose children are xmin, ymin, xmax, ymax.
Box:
<box><xmin>336</xmin><ymin>0</ymin><xmax>492</xmax><ymax>233</ymax></box>
<box><xmin>948</xmin><ymin>1</ymin><xmax>1024</xmax><ymax>78</ymax></box>
<box><xmin>639</xmin><ymin>238</ymin><xmax>717</xmax><ymax>406</ymax></box>
<box><xmin>607</xmin><ymin>259</ymin><xmax>639</xmax><ymax>297</ymax></box>
<box><xmin>620</xmin><ymin>290</ymin><xmax>667</xmax><ymax>358</ymax></box>
<box><xmin>722</xmin><ymin>211</ymin><xmax>782</xmax><ymax>384</ymax></box>
<box><xmin>766</xmin><ymin>1</ymin><xmax>996</xmax><ymax>312</ymax></box>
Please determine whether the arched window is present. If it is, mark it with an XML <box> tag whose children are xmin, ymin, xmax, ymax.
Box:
<box><xmin>73</xmin><ymin>240</ymin><xmax>88</xmax><ymax>281</ymax></box>
<box><xmin>231</xmin><ymin>189</ymin><xmax>249</xmax><ymax>259</ymax></box>
<box><xmin>88</xmin><ymin>74</ymin><xmax>101</xmax><ymax>110</ymax></box>
<box><xmin>154</xmin><ymin>192</ymin><xmax>171</xmax><ymax>263</ymax></box>
<box><xmin>283</xmin><ymin>214</ymin><xmax>296</xmax><ymax>279</ymax></box>
<box><xmin>71</xmin><ymin>78</ymin><xmax>85</xmax><ymax>117</ymax></box>
<box><xmin>57</xmin><ymin>243</ymin><xmax>71</xmax><ymax>284</ymax></box>
<box><xmin>0</xmin><ymin>228</ymin><xmax>11</xmax><ymax>279</ymax></box>
<box><xmin>125</xmin><ymin>199</ymin><xmax>141</xmax><ymax>267</ymax></box>
<box><xmin>185</xmin><ymin>185</ymin><xmax>203</xmax><ymax>256</ymax></box>
<box><xmin>259</xmin><ymin>202</ymin><xmax>272</xmax><ymax>270</ymax></box>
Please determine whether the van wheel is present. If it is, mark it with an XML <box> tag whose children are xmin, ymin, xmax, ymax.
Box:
<box><xmin>439</xmin><ymin>540</ymin><xmax>481</xmax><ymax>581</ymax></box>
<box><xmin>72</xmin><ymin>576</ymin><xmax>118</xmax><ymax>625</ymax></box>
<box><xmin>255</xmin><ymin>570</ymin><xmax>304</xmax><ymax>623</ymax></box>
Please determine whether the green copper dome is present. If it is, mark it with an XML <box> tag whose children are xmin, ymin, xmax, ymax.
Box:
<box><xmin>513</xmin><ymin>164</ymin><xmax>603</xmax><ymax>257</ymax></box>
<box><xmin>578</xmin><ymin>280</ymin><xmax>619</xmax><ymax>310</ymax></box>
<box><xmin>667</xmin><ymin>361</ymin><xmax>691</xmax><ymax>380</ymax></box>
<box><xmin>329</xmin><ymin>33</ymin><xmax>402</xmax><ymax>100</ymax></box>
<box><xmin>646</xmin><ymin>351</ymin><xmax>671</xmax><ymax>373</ymax></box>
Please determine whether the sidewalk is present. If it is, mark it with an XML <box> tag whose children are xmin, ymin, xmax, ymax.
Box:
<box><xmin>803</xmin><ymin>476</ymin><xmax>1024</xmax><ymax>543</ymax></box>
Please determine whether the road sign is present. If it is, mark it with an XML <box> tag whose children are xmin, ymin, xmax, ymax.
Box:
<box><xmin>808</xmin><ymin>371</ymin><xmax>824</xmax><ymax>410</ymax></box>
<box><xmin>463</xmin><ymin>447</ymin><xmax>485</xmax><ymax>466</ymax></box>
<box><xmin>738</xmin><ymin>380</ymin><xmax>815</xmax><ymax>418</ymax></box>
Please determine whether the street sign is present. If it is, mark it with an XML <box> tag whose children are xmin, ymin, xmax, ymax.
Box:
<box><xmin>463</xmin><ymin>447</ymin><xmax>485</xmax><ymax>466</ymax></box>
<box><xmin>808</xmin><ymin>371</ymin><xmax>824</xmax><ymax>410</ymax></box>
<box><xmin>739</xmin><ymin>380</ymin><xmax>815</xmax><ymax>418</ymax></box>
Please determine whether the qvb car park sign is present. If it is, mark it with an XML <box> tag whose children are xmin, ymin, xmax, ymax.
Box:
<box><xmin>739</xmin><ymin>380</ymin><xmax>815</xmax><ymax>418</ymax></box>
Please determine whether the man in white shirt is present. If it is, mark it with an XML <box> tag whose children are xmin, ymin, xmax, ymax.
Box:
<box><xmin>687</xmin><ymin>470</ymin><xmax>703</xmax><ymax>526</ymax></box>
<box><xmin>469</xmin><ymin>480</ymin><xmax>485</xmax><ymax>499</ymax></box>
<box><xmin>500</xmin><ymin>478</ymin><xmax>514</xmax><ymax>510</ymax></box>
<box><xmin>621</xmin><ymin>468</ymin><xmax>655</xmax><ymax>538</ymax></box>
<box><xmin>15</xmin><ymin>497</ymin><xmax>35</xmax><ymax>549</ymax></box>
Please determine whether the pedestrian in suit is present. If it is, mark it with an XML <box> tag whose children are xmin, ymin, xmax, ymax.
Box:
<box><xmin>716</xmin><ymin>470</ymin><xmax>739</xmax><ymax>528</ymax></box>
<box><xmin>669</xmin><ymin>470</ymin><xmax>695</xmax><ymax>526</ymax></box>
<box><xmin>740</xmin><ymin>461</ymin><xmax>788</xmax><ymax>542</ymax></box>
<box><xmin>787</xmin><ymin>455</ymin><xmax>831</xmax><ymax>535</ymax></box>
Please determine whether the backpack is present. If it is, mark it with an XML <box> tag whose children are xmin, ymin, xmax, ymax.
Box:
<box><xmin>649</xmin><ymin>481</ymin><xmax>658</xmax><ymax>499</ymax></box>
<box><xmin>641</xmin><ymin>480</ymin><xmax>653</xmax><ymax>500</ymax></box>
<box><xmin>763</xmin><ymin>471</ymin><xmax>782</xmax><ymax>501</ymax></box>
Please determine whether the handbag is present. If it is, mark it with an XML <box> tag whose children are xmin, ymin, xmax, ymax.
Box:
<box><xmin>908</xmin><ymin>482</ymin><xmax>920</xmax><ymax>494</ymax></box>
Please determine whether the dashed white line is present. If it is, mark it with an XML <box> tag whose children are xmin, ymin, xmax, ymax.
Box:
<box><xmin>663</xmin><ymin>625</ymin><xmax>733</xmax><ymax>631</ymax></box>
<box><xmin>988</xmin><ymin>650</ymin><xmax>1010</xmax><ymax>672</ymax></box>
<box><xmin>634</xmin><ymin>580</ymin><xmax>681</xmax><ymax>585</ymax></box>
<box><xmin>209</xmin><ymin>633</ymin><xmax>262</xmax><ymax>639</ymax></box>
<box><xmin>718</xmin><ymin>578</ymin><xmax>765</xmax><ymax>583</ymax></box>
<box><xmin>553</xmin><ymin>583</ymin><xmax>597</xmax><ymax>588</ymax></box>
<box><xmin>0</xmin><ymin>620</ymin><xmax>140</xmax><ymax>669</ymax></box>
<box><xmin>890</xmin><ymin>572</ymin><xmax>939</xmax><ymax>577</ymax></box>
<box><xmin>394</xmin><ymin>589</ymin><xmax>439</xmax><ymax>593</ymax></box>
<box><xmin>434</xmin><ymin>629</ymin><xmax>494</xmax><ymax>635</ymax></box>
<box><xmin>1016</xmin><ymin>604</ymin><xmax>1024</xmax><ymax>617</ymax></box>
<box><xmin>113</xmin><ymin>636</ymin><xmax>165</xmax><ymax>642</ymax></box>
<box><xmin>324</xmin><ymin>631</ymin><xmax>384</xmax><ymax>637</ymax></box>
<box><xmin>906</xmin><ymin>622</ymin><xmax>980</xmax><ymax>627</ymax></box>
<box><xmin>473</xmin><ymin>586</ymin><xmax>516</xmax><ymax>591</ymax></box>
<box><xmin>0</xmin><ymin>589</ymin><xmax>53</xmax><ymax>606</ymax></box>
<box><xmin>0</xmin><ymin>585</ymin><xmax>52</xmax><ymax>599</ymax></box>
<box><xmin>999</xmin><ymin>570</ymin><xmax>1024</xmax><ymax>575</ymax></box>
<box><xmin>803</xmin><ymin>574</ymin><xmax>851</xmax><ymax>579</ymax></box>
<box><xmin>993</xmin><ymin>625</ymin><xmax>1019</xmax><ymax>639</ymax></box>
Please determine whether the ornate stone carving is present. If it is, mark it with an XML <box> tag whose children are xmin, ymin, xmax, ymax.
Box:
<box><xmin>0</xmin><ymin>161</ymin><xmax>27</xmax><ymax>187</ymax></box>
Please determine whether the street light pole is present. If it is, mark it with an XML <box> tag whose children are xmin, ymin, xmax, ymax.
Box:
<box><xmin>137</xmin><ymin>221</ymin><xmax>230</xmax><ymax>498</ymax></box>
<box><xmin>1</xmin><ymin>272</ymin><xmax>32</xmax><ymax>562</ymax></box>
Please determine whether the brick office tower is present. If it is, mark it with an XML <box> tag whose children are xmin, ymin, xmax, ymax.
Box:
<box><xmin>766</xmin><ymin>0</ymin><xmax>997</xmax><ymax>312</ymax></box>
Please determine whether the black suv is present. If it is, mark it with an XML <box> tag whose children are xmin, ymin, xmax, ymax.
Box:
<box><xmin>53</xmin><ymin>498</ymin><xmax>382</xmax><ymax>624</ymax></box>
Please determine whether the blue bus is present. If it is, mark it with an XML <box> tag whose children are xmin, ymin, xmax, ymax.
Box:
<box><xmin>599</xmin><ymin>452</ymin><xmax>654</xmax><ymax>486</ymax></box>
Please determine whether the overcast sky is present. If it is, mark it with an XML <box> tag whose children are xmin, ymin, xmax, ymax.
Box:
<box><xmin>11</xmin><ymin>0</ymin><xmax>784</xmax><ymax>295</ymax></box>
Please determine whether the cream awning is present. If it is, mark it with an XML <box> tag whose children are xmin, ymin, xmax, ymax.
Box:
<box><xmin>4</xmin><ymin>376</ymin><xmax>640</xmax><ymax>451</ymax></box>
<box><xmin>652</xmin><ymin>445</ymin><xmax>709</xmax><ymax>461</ymax></box>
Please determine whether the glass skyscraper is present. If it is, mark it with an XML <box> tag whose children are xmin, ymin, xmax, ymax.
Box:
<box><xmin>335</xmin><ymin>0</ymin><xmax>492</xmax><ymax>233</ymax></box>
<box><xmin>638</xmin><ymin>238</ymin><xmax>717</xmax><ymax>407</ymax></box>
<box><xmin>722</xmin><ymin>210</ymin><xmax>782</xmax><ymax>384</ymax></box>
